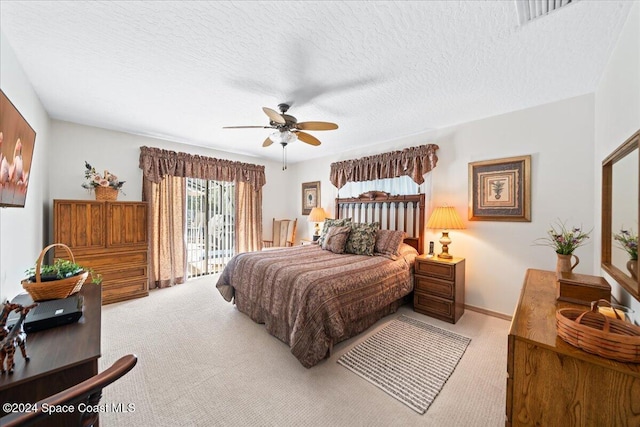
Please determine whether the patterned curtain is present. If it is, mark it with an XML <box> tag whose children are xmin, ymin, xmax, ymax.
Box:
<box><xmin>235</xmin><ymin>181</ymin><xmax>262</xmax><ymax>253</ymax></box>
<box><xmin>329</xmin><ymin>144</ymin><xmax>439</xmax><ymax>189</ymax></box>
<box><xmin>139</xmin><ymin>146</ymin><xmax>266</xmax><ymax>287</ymax></box>
<box><xmin>139</xmin><ymin>146</ymin><xmax>266</xmax><ymax>190</ymax></box>
<box><xmin>142</xmin><ymin>176</ymin><xmax>187</xmax><ymax>289</ymax></box>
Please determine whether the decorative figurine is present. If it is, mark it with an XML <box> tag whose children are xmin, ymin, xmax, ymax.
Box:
<box><xmin>0</xmin><ymin>301</ymin><xmax>37</xmax><ymax>374</ymax></box>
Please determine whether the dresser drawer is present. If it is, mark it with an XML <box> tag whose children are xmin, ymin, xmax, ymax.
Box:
<box><xmin>415</xmin><ymin>275</ymin><xmax>454</xmax><ymax>299</ymax></box>
<box><xmin>73</xmin><ymin>251</ymin><xmax>147</xmax><ymax>269</ymax></box>
<box><xmin>102</xmin><ymin>277</ymin><xmax>147</xmax><ymax>293</ymax></box>
<box><xmin>100</xmin><ymin>265</ymin><xmax>147</xmax><ymax>283</ymax></box>
<box><xmin>102</xmin><ymin>278</ymin><xmax>149</xmax><ymax>304</ymax></box>
<box><xmin>414</xmin><ymin>292</ymin><xmax>454</xmax><ymax>321</ymax></box>
<box><xmin>415</xmin><ymin>260</ymin><xmax>455</xmax><ymax>280</ymax></box>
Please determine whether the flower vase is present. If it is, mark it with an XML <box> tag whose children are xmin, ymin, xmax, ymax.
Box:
<box><xmin>556</xmin><ymin>253</ymin><xmax>579</xmax><ymax>280</ymax></box>
<box><xmin>627</xmin><ymin>259</ymin><xmax>638</xmax><ymax>281</ymax></box>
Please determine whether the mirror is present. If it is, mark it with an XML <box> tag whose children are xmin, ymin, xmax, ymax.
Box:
<box><xmin>602</xmin><ymin>129</ymin><xmax>640</xmax><ymax>301</ymax></box>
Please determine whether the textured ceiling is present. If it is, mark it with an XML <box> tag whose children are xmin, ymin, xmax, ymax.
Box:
<box><xmin>0</xmin><ymin>1</ymin><xmax>633</xmax><ymax>164</ymax></box>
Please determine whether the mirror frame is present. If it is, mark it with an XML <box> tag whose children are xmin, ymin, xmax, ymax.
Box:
<box><xmin>601</xmin><ymin>129</ymin><xmax>640</xmax><ymax>301</ymax></box>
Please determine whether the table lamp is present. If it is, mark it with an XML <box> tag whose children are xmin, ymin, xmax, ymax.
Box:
<box><xmin>426</xmin><ymin>206</ymin><xmax>465</xmax><ymax>259</ymax></box>
<box><xmin>308</xmin><ymin>207</ymin><xmax>326</xmax><ymax>241</ymax></box>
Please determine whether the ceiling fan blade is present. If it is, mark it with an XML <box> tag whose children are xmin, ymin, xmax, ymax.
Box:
<box><xmin>223</xmin><ymin>125</ymin><xmax>273</xmax><ymax>129</ymax></box>
<box><xmin>295</xmin><ymin>131</ymin><xmax>321</xmax><ymax>146</ymax></box>
<box><xmin>262</xmin><ymin>137</ymin><xmax>274</xmax><ymax>147</ymax></box>
<box><xmin>263</xmin><ymin>107</ymin><xmax>286</xmax><ymax>124</ymax></box>
<box><xmin>296</xmin><ymin>121</ymin><xmax>338</xmax><ymax>131</ymax></box>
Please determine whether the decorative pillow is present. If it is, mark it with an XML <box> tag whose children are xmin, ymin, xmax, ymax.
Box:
<box><xmin>345</xmin><ymin>222</ymin><xmax>380</xmax><ymax>256</ymax></box>
<box><xmin>317</xmin><ymin>218</ymin><xmax>351</xmax><ymax>246</ymax></box>
<box><xmin>374</xmin><ymin>229</ymin><xmax>406</xmax><ymax>257</ymax></box>
<box><xmin>321</xmin><ymin>226</ymin><xmax>351</xmax><ymax>254</ymax></box>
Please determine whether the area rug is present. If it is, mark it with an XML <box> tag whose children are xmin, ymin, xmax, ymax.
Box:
<box><xmin>337</xmin><ymin>315</ymin><xmax>471</xmax><ymax>414</ymax></box>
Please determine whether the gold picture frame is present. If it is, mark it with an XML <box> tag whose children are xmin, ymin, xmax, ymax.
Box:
<box><xmin>468</xmin><ymin>155</ymin><xmax>531</xmax><ymax>222</ymax></box>
<box><xmin>302</xmin><ymin>181</ymin><xmax>320</xmax><ymax>215</ymax></box>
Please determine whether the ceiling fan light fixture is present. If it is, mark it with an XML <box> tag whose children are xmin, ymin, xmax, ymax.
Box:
<box><xmin>268</xmin><ymin>130</ymin><xmax>298</xmax><ymax>171</ymax></box>
<box><xmin>269</xmin><ymin>130</ymin><xmax>298</xmax><ymax>144</ymax></box>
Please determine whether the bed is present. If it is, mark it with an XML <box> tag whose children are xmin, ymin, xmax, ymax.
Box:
<box><xmin>216</xmin><ymin>192</ymin><xmax>425</xmax><ymax>367</ymax></box>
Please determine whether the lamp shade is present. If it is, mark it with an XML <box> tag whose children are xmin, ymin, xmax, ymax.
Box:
<box><xmin>308</xmin><ymin>207</ymin><xmax>326</xmax><ymax>223</ymax></box>
<box><xmin>426</xmin><ymin>206</ymin><xmax>465</xmax><ymax>230</ymax></box>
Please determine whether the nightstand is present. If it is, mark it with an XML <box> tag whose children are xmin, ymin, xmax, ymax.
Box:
<box><xmin>413</xmin><ymin>255</ymin><xmax>465</xmax><ymax>324</ymax></box>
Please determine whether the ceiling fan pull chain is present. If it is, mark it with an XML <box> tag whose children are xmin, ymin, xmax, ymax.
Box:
<box><xmin>282</xmin><ymin>143</ymin><xmax>287</xmax><ymax>170</ymax></box>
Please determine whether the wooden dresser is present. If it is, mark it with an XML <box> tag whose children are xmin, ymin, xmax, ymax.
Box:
<box><xmin>413</xmin><ymin>256</ymin><xmax>465</xmax><ymax>323</ymax></box>
<box><xmin>506</xmin><ymin>269</ymin><xmax>640</xmax><ymax>426</ymax></box>
<box><xmin>53</xmin><ymin>199</ymin><xmax>149</xmax><ymax>304</ymax></box>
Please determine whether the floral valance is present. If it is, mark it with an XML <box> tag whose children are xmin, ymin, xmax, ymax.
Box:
<box><xmin>329</xmin><ymin>144</ymin><xmax>439</xmax><ymax>189</ymax></box>
<box><xmin>139</xmin><ymin>146</ymin><xmax>266</xmax><ymax>189</ymax></box>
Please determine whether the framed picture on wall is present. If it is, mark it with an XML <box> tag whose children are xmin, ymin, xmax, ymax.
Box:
<box><xmin>0</xmin><ymin>90</ymin><xmax>37</xmax><ymax>208</ymax></box>
<box><xmin>468</xmin><ymin>155</ymin><xmax>531</xmax><ymax>221</ymax></box>
<box><xmin>302</xmin><ymin>181</ymin><xmax>320</xmax><ymax>215</ymax></box>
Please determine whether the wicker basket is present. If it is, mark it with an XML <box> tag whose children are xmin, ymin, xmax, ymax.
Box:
<box><xmin>21</xmin><ymin>243</ymin><xmax>88</xmax><ymax>301</ymax></box>
<box><xmin>94</xmin><ymin>186</ymin><xmax>118</xmax><ymax>201</ymax></box>
<box><xmin>556</xmin><ymin>300</ymin><xmax>640</xmax><ymax>363</ymax></box>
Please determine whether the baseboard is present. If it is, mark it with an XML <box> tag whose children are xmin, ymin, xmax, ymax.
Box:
<box><xmin>465</xmin><ymin>304</ymin><xmax>512</xmax><ymax>322</ymax></box>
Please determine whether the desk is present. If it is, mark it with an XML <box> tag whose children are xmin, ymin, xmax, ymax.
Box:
<box><xmin>0</xmin><ymin>283</ymin><xmax>101</xmax><ymax>425</ymax></box>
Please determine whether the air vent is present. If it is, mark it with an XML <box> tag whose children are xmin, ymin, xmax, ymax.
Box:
<box><xmin>515</xmin><ymin>0</ymin><xmax>579</xmax><ymax>25</ymax></box>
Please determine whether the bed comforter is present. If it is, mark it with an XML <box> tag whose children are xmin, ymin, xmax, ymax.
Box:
<box><xmin>216</xmin><ymin>244</ymin><xmax>416</xmax><ymax>367</ymax></box>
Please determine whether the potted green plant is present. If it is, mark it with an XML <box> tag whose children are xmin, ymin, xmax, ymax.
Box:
<box><xmin>21</xmin><ymin>244</ymin><xmax>103</xmax><ymax>302</ymax></box>
<box><xmin>23</xmin><ymin>258</ymin><xmax>102</xmax><ymax>285</ymax></box>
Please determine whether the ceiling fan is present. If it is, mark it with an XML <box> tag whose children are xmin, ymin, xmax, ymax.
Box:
<box><xmin>223</xmin><ymin>103</ymin><xmax>338</xmax><ymax>169</ymax></box>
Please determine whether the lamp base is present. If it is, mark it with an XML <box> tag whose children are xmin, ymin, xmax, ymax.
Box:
<box><xmin>312</xmin><ymin>234</ymin><xmax>320</xmax><ymax>242</ymax></box>
<box><xmin>438</xmin><ymin>230</ymin><xmax>453</xmax><ymax>259</ymax></box>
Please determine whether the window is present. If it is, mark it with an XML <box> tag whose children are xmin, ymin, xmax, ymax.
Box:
<box><xmin>186</xmin><ymin>178</ymin><xmax>235</xmax><ymax>277</ymax></box>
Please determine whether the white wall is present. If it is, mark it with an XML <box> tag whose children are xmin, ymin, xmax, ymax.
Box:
<box><xmin>48</xmin><ymin>120</ymin><xmax>289</xmax><ymax>244</ymax></box>
<box><xmin>0</xmin><ymin>30</ymin><xmax>52</xmax><ymax>301</ymax></box>
<box><xmin>291</xmin><ymin>94</ymin><xmax>596</xmax><ymax>316</ymax></box>
<box><xmin>594</xmin><ymin>2</ymin><xmax>640</xmax><ymax>323</ymax></box>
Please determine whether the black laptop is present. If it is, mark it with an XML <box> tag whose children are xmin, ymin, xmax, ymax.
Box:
<box><xmin>5</xmin><ymin>293</ymin><xmax>84</xmax><ymax>333</ymax></box>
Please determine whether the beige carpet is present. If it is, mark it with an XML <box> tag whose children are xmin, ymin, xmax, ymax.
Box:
<box><xmin>100</xmin><ymin>275</ymin><xmax>509</xmax><ymax>426</ymax></box>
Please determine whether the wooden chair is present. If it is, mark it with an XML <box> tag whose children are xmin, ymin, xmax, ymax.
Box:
<box><xmin>262</xmin><ymin>218</ymin><xmax>297</xmax><ymax>249</ymax></box>
<box><xmin>0</xmin><ymin>354</ymin><xmax>137</xmax><ymax>427</ymax></box>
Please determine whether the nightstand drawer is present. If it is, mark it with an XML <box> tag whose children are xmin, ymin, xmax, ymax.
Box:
<box><xmin>415</xmin><ymin>260</ymin><xmax>455</xmax><ymax>280</ymax></box>
<box><xmin>414</xmin><ymin>292</ymin><xmax>454</xmax><ymax>320</ymax></box>
<box><xmin>415</xmin><ymin>276</ymin><xmax>454</xmax><ymax>299</ymax></box>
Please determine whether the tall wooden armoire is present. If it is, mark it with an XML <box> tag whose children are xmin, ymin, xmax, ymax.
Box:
<box><xmin>53</xmin><ymin>199</ymin><xmax>149</xmax><ymax>304</ymax></box>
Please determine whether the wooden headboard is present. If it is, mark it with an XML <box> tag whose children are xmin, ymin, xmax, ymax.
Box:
<box><xmin>335</xmin><ymin>192</ymin><xmax>426</xmax><ymax>254</ymax></box>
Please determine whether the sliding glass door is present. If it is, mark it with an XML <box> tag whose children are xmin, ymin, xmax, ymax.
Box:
<box><xmin>186</xmin><ymin>178</ymin><xmax>235</xmax><ymax>277</ymax></box>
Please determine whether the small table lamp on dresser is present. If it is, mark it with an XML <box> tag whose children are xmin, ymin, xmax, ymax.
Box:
<box><xmin>308</xmin><ymin>207</ymin><xmax>326</xmax><ymax>241</ymax></box>
<box><xmin>426</xmin><ymin>206</ymin><xmax>465</xmax><ymax>259</ymax></box>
